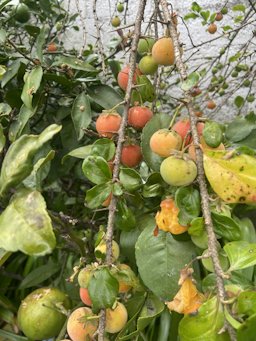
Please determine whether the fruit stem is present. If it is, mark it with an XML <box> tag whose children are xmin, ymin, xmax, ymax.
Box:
<box><xmin>168</xmin><ymin>103</ymin><xmax>183</xmax><ymax>129</ymax></box>
<box><xmin>109</xmin><ymin>100</ymin><xmax>126</xmax><ymax>112</ymax></box>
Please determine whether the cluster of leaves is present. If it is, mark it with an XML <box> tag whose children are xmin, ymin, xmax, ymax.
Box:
<box><xmin>0</xmin><ymin>1</ymin><xmax>256</xmax><ymax>341</ymax></box>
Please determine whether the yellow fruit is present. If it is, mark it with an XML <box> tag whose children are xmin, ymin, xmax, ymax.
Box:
<box><xmin>152</xmin><ymin>37</ymin><xmax>175</xmax><ymax>66</ymax></box>
<box><xmin>105</xmin><ymin>302</ymin><xmax>128</xmax><ymax>333</ymax></box>
<box><xmin>95</xmin><ymin>240</ymin><xmax>120</xmax><ymax>262</ymax></box>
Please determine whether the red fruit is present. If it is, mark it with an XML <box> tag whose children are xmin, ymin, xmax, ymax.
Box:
<box><xmin>96</xmin><ymin>111</ymin><xmax>122</xmax><ymax>138</ymax></box>
<box><xmin>208</xmin><ymin>23</ymin><xmax>217</xmax><ymax>34</ymax></box>
<box><xmin>121</xmin><ymin>144</ymin><xmax>142</xmax><ymax>168</ymax></box>
<box><xmin>207</xmin><ymin>100</ymin><xmax>216</xmax><ymax>110</ymax></box>
<box><xmin>172</xmin><ymin>119</ymin><xmax>204</xmax><ymax>145</ymax></box>
<box><xmin>191</xmin><ymin>87</ymin><xmax>202</xmax><ymax>97</ymax></box>
<box><xmin>128</xmin><ymin>106</ymin><xmax>153</xmax><ymax>129</ymax></box>
<box><xmin>79</xmin><ymin>288</ymin><xmax>92</xmax><ymax>306</ymax></box>
<box><xmin>47</xmin><ymin>43</ymin><xmax>57</xmax><ymax>52</ymax></box>
<box><xmin>117</xmin><ymin>66</ymin><xmax>142</xmax><ymax>91</ymax></box>
<box><xmin>215</xmin><ymin>12</ymin><xmax>223</xmax><ymax>21</ymax></box>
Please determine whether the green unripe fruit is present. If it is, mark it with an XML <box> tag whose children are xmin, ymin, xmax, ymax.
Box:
<box><xmin>221</xmin><ymin>7</ymin><xmax>228</xmax><ymax>15</ymax></box>
<box><xmin>18</xmin><ymin>288</ymin><xmax>71</xmax><ymax>340</ymax></box>
<box><xmin>203</xmin><ymin>121</ymin><xmax>223</xmax><ymax>148</ymax></box>
<box><xmin>212</xmin><ymin>67</ymin><xmax>218</xmax><ymax>74</ymax></box>
<box><xmin>138</xmin><ymin>55</ymin><xmax>158</xmax><ymax>75</ymax></box>
<box><xmin>55</xmin><ymin>22</ymin><xmax>63</xmax><ymax>31</ymax></box>
<box><xmin>137</xmin><ymin>38</ymin><xmax>155</xmax><ymax>56</ymax></box>
<box><xmin>117</xmin><ymin>2</ymin><xmax>124</xmax><ymax>12</ymax></box>
<box><xmin>111</xmin><ymin>16</ymin><xmax>121</xmax><ymax>27</ymax></box>
<box><xmin>219</xmin><ymin>48</ymin><xmax>225</xmax><ymax>55</ymax></box>
<box><xmin>218</xmin><ymin>89</ymin><xmax>225</xmax><ymax>96</ymax></box>
<box><xmin>78</xmin><ymin>267</ymin><xmax>93</xmax><ymax>288</ymax></box>
<box><xmin>222</xmin><ymin>83</ymin><xmax>228</xmax><ymax>89</ymax></box>
<box><xmin>243</xmin><ymin>79</ymin><xmax>251</xmax><ymax>87</ymax></box>
<box><xmin>217</xmin><ymin>63</ymin><xmax>223</xmax><ymax>70</ymax></box>
<box><xmin>13</xmin><ymin>3</ymin><xmax>30</xmax><ymax>23</ymax></box>
<box><xmin>231</xmin><ymin>71</ymin><xmax>238</xmax><ymax>78</ymax></box>
<box><xmin>247</xmin><ymin>95</ymin><xmax>255</xmax><ymax>103</ymax></box>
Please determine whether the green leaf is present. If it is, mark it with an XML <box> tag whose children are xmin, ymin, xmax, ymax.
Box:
<box><xmin>0</xmin><ymin>189</ymin><xmax>56</xmax><ymax>256</ymax></box>
<box><xmin>191</xmin><ymin>2</ymin><xmax>201</xmax><ymax>12</ymax></box>
<box><xmin>0</xmin><ymin>0</ymin><xmax>12</xmax><ymax>12</ymax></box>
<box><xmin>35</xmin><ymin>26</ymin><xmax>47</xmax><ymax>62</ymax></box>
<box><xmin>71</xmin><ymin>92</ymin><xmax>92</xmax><ymax>140</ymax></box>
<box><xmin>0</xmin><ymin>124</ymin><xmax>5</xmax><ymax>153</ymax></box>
<box><xmin>86</xmin><ymin>182</ymin><xmax>112</xmax><ymax>209</ymax></box>
<box><xmin>62</xmin><ymin>145</ymin><xmax>92</xmax><ymax>163</ymax></box>
<box><xmin>136</xmin><ymin>75</ymin><xmax>156</xmax><ymax>102</ymax></box>
<box><xmin>179</xmin><ymin>296</ymin><xmax>229</xmax><ymax>340</ymax></box>
<box><xmin>0</xmin><ymin>249</ymin><xmax>12</xmax><ymax>267</ymax></box>
<box><xmin>232</xmin><ymin>4</ymin><xmax>246</xmax><ymax>12</ymax></box>
<box><xmin>142</xmin><ymin>173</ymin><xmax>164</xmax><ymax>198</ymax></box>
<box><xmin>87</xmin><ymin>85</ymin><xmax>124</xmax><ymax>112</ymax></box>
<box><xmin>175</xmin><ymin>186</ymin><xmax>201</xmax><ymax>225</ymax></box>
<box><xmin>91</xmin><ymin>138</ymin><xmax>115</xmax><ymax>161</ymax></box>
<box><xmin>82</xmin><ymin>155</ymin><xmax>112</xmax><ymax>184</ymax></box>
<box><xmin>52</xmin><ymin>55</ymin><xmax>97</xmax><ymax>72</ymax></box>
<box><xmin>0</xmin><ymin>124</ymin><xmax>61</xmax><ymax>196</ymax></box>
<box><xmin>135</xmin><ymin>225</ymin><xmax>197</xmax><ymax>300</ymax></box>
<box><xmin>0</xmin><ymin>29</ymin><xmax>6</xmax><ymax>44</ymax></box>
<box><xmin>21</xmin><ymin>66</ymin><xmax>43</xmax><ymax>109</ymax></box>
<box><xmin>181</xmin><ymin>72</ymin><xmax>200</xmax><ymax>91</ymax></box>
<box><xmin>237</xmin><ymin>313</ymin><xmax>256</xmax><ymax>341</ymax></box>
<box><xmin>224</xmin><ymin>241</ymin><xmax>256</xmax><ymax>272</ymax></box>
<box><xmin>137</xmin><ymin>293</ymin><xmax>164</xmax><ymax>331</ymax></box>
<box><xmin>115</xmin><ymin>201</ymin><xmax>136</xmax><ymax>231</ymax></box>
<box><xmin>184</xmin><ymin>13</ymin><xmax>199</xmax><ymax>20</ymax></box>
<box><xmin>0</xmin><ymin>102</ymin><xmax>12</xmax><ymax>117</ymax></box>
<box><xmin>1</xmin><ymin>59</ymin><xmax>24</xmax><ymax>88</ymax></box>
<box><xmin>212</xmin><ymin>212</ymin><xmax>242</xmax><ymax>241</ymax></box>
<box><xmin>235</xmin><ymin>96</ymin><xmax>244</xmax><ymax>108</ymax></box>
<box><xmin>188</xmin><ymin>217</ymin><xmax>208</xmax><ymax>249</ymax></box>
<box><xmin>119</xmin><ymin>168</ymin><xmax>142</xmax><ymax>192</ymax></box>
<box><xmin>8</xmin><ymin>105</ymin><xmax>34</xmax><ymax>142</ymax></box>
<box><xmin>200</xmin><ymin>10</ymin><xmax>210</xmax><ymax>22</ymax></box>
<box><xmin>237</xmin><ymin>291</ymin><xmax>256</xmax><ymax>316</ymax></box>
<box><xmin>141</xmin><ymin>113</ymin><xmax>172</xmax><ymax>172</ymax></box>
<box><xmin>88</xmin><ymin>267</ymin><xmax>119</xmax><ymax>311</ymax></box>
<box><xmin>225</xmin><ymin>117</ymin><xmax>255</xmax><ymax>142</ymax></box>
<box><xmin>203</xmin><ymin>150</ymin><xmax>256</xmax><ymax>204</ymax></box>
<box><xmin>19</xmin><ymin>262</ymin><xmax>60</xmax><ymax>289</ymax></box>
<box><xmin>222</xmin><ymin>25</ymin><xmax>232</xmax><ymax>32</ymax></box>
<box><xmin>0</xmin><ymin>329</ymin><xmax>28</xmax><ymax>341</ymax></box>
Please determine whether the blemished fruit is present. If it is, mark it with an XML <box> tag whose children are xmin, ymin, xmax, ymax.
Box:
<box><xmin>105</xmin><ymin>302</ymin><xmax>128</xmax><ymax>333</ymax></box>
<box><xmin>138</xmin><ymin>55</ymin><xmax>158</xmax><ymax>75</ymax></box>
<box><xmin>17</xmin><ymin>288</ymin><xmax>71</xmax><ymax>340</ymax></box>
<box><xmin>117</xmin><ymin>2</ymin><xmax>124</xmax><ymax>12</ymax></box>
<box><xmin>149</xmin><ymin>129</ymin><xmax>182</xmax><ymax>157</ymax></box>
<box><xmin>121</xmin><ymin>144</ymin><xmax>142</xmax><ymax>167</ymax></box>
<box><xmin>188</xmin><ymin>136</ymin><xmax>225</xmax><ymax>161</ymax></box>
<box><xmin>172</xmin><ymin>119</ymin><xmax>205</xmax><ymax>146</ymax></box>
<box><xmin>117</xmin><ymin>65</ymin><xmax>142</xmax><ymax>90</ymax></box>
<box><xmin>207</xmin><ymin>100</ymin><xmax>216</xmax><ymax>110</ymax></box>
<box><xmin>160</xmin><ymin>156</ymin><xmax>197</xmax><ymax>186</ymax></box>
<box><xmin>137</xmin><ymin>37</ymin><xmax>155</xmax><ymax>55</ymax></box>
<box><xmin>95</xmin><ymin>240</ymin><xmax>120</xmax><ymax>262</ymax></box>
<box><xmin>67</xmin><ymin>307</ymin><xmax>98</xmax><ymax>341</ymax></box>
<box><xmin>155</xmin><ymin>198</ymin><xmax>188</xmax><ymax>234</ymax></box>
<box><xmin>215</xmin><ymin>12</ymin><xmax>223</xmax><ymax>21</ymax></box>
<box><xmin>96</xmin><ymin>111</ymin><xmax>121</xmax><ymax>138</ymax></box>
<box><xmin>152</xmin><ymin>37</ymin><xmax>175</xmax><ymax>66</ymax></box>
<box><xmin>13</xmin><ymin>3</ymin><xmax>30</xmax><ymax>23</ymax></box>
<box><xmin>128</xmin><ymin>106</ymin><xmax>153</xmax><ymax>129</ymax></box>
<box><xmin>79</xmin><ymin>288</ymin><xmax>92</xmax><ymax>306</ymax></box>
<box><xmin>111</xmin><ymin>16</ymin><xmax>121</xmax><ymax>27</ymax></box>
<box><xmin>208</xmin><ymin>23</ymin><xmax>217</xmax><ymax>34</ymax></box>
<box><xmin>47</xmin><ymin>43</ymin><xmax>57</xmax><ymax>52</ymax></box>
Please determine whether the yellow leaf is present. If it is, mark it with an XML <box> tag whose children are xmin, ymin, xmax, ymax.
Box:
<box><xmin>203</xmin><ymin>150</ymin><xmax>256</xmax><ymax>204</ymax></box>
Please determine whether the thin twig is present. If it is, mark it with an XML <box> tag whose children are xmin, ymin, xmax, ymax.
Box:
<box><xmin>160</xmin><ymin>1</ymin><xmax>236</xmax><ymax>340</ymax></box>
<box><xmin>75</xmin><ymin>0</ymin><xmax>87</xmax><ymax>57</ymax></box>
<box><xmin>93</xmin><ymin>0</ymin><xmax>107</xmax><ymax>76</ymax></box>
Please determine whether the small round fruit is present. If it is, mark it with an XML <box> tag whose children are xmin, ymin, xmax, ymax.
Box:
<box><xmin>137</xmin><ymin>37</ymin><xmax>155</xmax><ymax>56</ymax></box>
<box><xmin>195</xmin><ymin>111</ymin><xmax>203</xmax><ymax>117</ymax></box>
<box><xmin>149</xmin><ymin>129</ymin><xmax>182</xmax><ymax>157</ymax></box>
<box><xmin>111</xmin><ymin>16</ymin><xmax>121</xmax><ymax>27</ymax></box>
<box><xmin>78</xmin><ymin>266</ymin><xmax>93</xmax><ymax>288</ymax></box>
<box><xmin>208</xmin><ymin>23</ymin><xmax>217</xmax><ymax>34</ymax></box>
<box><xmin>221</xmin><ymin>7</ymin><xmax>228</xmax><ymax>15</ymax></box>
<box><xmin>79</xmin><ymin>288</ymin><xmax>92</xmax><ymax>306</ymax></box>
<box><xmin>116</xmin><ymin>264</ymin><xmax>133</xmax><ymax>293</ymax></box>
<box><xmin>67</xmin><ymin>307</ymin><xmax>98</xmax><ymax>341</ymax></box>
<box><xmin>172</xmin><ymin>119</ymin><xmax>204</xmax><ymax>146</ymax></box>
<box><xmin>138</xmin><ymin>55</ymin><xmax>158</xmax><ymax>75</ymax></box>
<box><xmin>13</xmin><ymin>3</ymin><xmax>30</xmax><ymax>23</ymax></box>
<box><xmin>160</xmin><ymin>156</ymin><xmax>197</xmax><ymax>186</ymax></box>
<box><xmin>96</xmin><ymin>111</ymin><xmax>121</xmax><ymax>138</ymax></box>
<box><xmin>47</xmin><ymin>43</ymin><xmax>57</xmax><ymax>52</ymax></box>
<box><xmin>18</xmin><ymin>288</ymin><xmax>71</xmax><ymax>340</ymax></box>
<box><xmin>95</xmin><ymin>240</ymin><xmax>120</xmax><ymax>262</ymax></box>
<box><xmin>243</xmin><ymin>79</ymin><xmax>251</xmax><ymax>87</ymax></box>
<box><xmin>247</xmin><ymin>94</ymin><xmax>255</xmax><ymax>102</ymax></box>
<box><xmin>105</xmin><ymin>302</ymin><xmax>128</xmax><ymax>333</ymax></box>
<box><xmin>117</xmin><ymin>2</ymin><xmax>124</xmax><ymax>12</ymax></box>
<box><xmin>215</xmin><ymin>12</ymin><xmax>223</xmax><ymax>21</ymax></box>
<box><xmin>121</xmin><ymin>144</ymin><xmax>142</xmax><ymax>168</ymax></box>
<box><xmin>117</xmin><ymin>65</ymin><xmax>142</xmax><ymax>90</ymax></box>
<box><xmin>207</xmin><ymin>100</ymin><xmax>216</xmax><ymax>110</ymax></box>
<box><xmin>128</xmin><ymin>106</ymin><xmax>153</xmax><ymax>129</ymax></box>
<box><xmin>152</xmin><ymin>37</ymin><xmax>175</xmax><ymax>66</ymax></box>
<box><xmin>231</xmin><ymin>71</ymin><xmax>238</xmax><ymax>77</ymax></box>
<box><xmin>191</xmin><ymin>86</ymin><xmax>202</xmax><ymax>97</ymax></box>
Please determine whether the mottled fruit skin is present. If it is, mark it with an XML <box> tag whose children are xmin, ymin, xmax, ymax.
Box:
<box><xmin>96</xmin><ymin>112</ymin><xmax>121</xmax><ymax>138</ymax></box>
<box><xmin>152</xmin><ymin>37</ymin><xmax>175</xmax><ymax>66</ymax></box>
<box><xmin>117</xmin><ymin>66</ymin><xmax>141</xmax><ymax>90</ymax></box>
<box><xmin>160</xmin><ymin>156</ymin><xmax>197</xmax><ymax>186</ymax></box>
<box><xmin>155</xmin><ymin>198</ymin><xmax>188</xmax><ymax>234</ymax></box>
<box><xmin>95</xmin><ymin>240</ymin><xmax>120</xmax><ymax>262</ymax></box>
<box><xmin>121</xmin><ymin>144</ymin><xmax>142</xmax><ymax>167</ymax></box>
<box><xmin>67</xmin><ymin>307</ymin><xmax>98</xmax><ymax>341</ymax></box>
<box><xmin>172</xmin><ymin>119</ymin><xmax>204</xmax><ymax>146</ymax></box>
<box><xmin>111</xmin><ymin>16</ymin><xmax>121</xmax><ymax>27</ymax></box>
<box><xmin>208</xmin><ymin>23</ymin><xmax>217</xmax><ymax>34</ymax></box>
<box><xmin>137</xmin><ymin>37</ymin><xmax>155</xmax><ymax>55</ymax></box>
<box><xmin>150</xmin><ymin>129</ymin><xmax>182</xmax><ymax>157</ymax></box>
<box><xmin>128</xmin><ymin>106</ymin><xmax>153</xmax><ymax>129</ymax></box>
<box><xmin>79</xmin><ymin>288</ymin><xmax>92</xmax><ymax>306</ymax></box>
<box><xmin>18</xmin><ymin>288</ymin><xmax>71</xmax><ymax>340</ymax></box>
<box><xmin>105</xmin><ymin>302</ymin><xmax>128</xmax><ymax>333</ymax></box>
<box><xmin>138</xmin><ymin>55</ymin><xmax>158</xmax><ymax>75</ymax></box>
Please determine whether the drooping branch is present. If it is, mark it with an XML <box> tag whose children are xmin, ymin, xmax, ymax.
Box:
<box><xmin>97</xmin><ymin>0</ymin><xmax>147</xmax><ymax>340</ymax></box>
<box><xmin>159</xmin><ymin>1</ymin><xmax>236</xmax><ymax>340</ymax></box>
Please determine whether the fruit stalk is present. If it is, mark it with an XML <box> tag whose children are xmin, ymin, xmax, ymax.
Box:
<box><xmin>159</xmin><ymin>1</ymin><xmax>236</xmax><ymax>340</ymax></box>
<box><xmin>97</xmin><ymin>0</ymin><xmax>147</xmax><ymax>340</ymax></box>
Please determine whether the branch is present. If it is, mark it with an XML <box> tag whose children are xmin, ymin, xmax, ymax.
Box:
<box><xmin>159</xmin><ymin>1</ymin><xmax>236</xmax><ymax>340</ymax></box>
<box><xmin>97</xmin><ymin>1</ymin><xmax>147</xmax><ymax>340</ymax></box>
<box><xmin>75</xmin><ymin>0</ymin><xmax>87</xmax><ymax>57</ymax></box>
<box><xmin>93</xmin><ymin>0</ymin><xmax>107</xmax><ymax>76</ymax></box>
